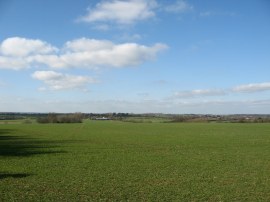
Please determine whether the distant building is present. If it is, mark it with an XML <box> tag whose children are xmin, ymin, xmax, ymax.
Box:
<box><xmin>94</xmin><ymin>117</ymin><xmax>110</xmax><ymax>120</ymax></box>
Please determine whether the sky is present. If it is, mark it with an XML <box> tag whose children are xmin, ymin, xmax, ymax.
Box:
<box><xmin>0</xmin><ymin>0</ymin><xmax>270</xmax><ymax>114</ymax></box>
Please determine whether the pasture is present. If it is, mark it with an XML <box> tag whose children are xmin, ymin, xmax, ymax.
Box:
<box><xmin>1</xmin><ymin>121</ymin><xmax>270</xmax><ymax>201</ymax></box>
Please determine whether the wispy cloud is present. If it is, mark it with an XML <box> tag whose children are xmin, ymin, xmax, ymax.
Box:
<box><xmin>78</xmin><ymin>0</ymin><xmax>157</xmax><ymax>25</ymax></box>
<box><xmin>0</xmin><ymin>80</ymin><xmax>6</xmax><ymax>87</ymax></box>
<box><xmin>172</xmin><ymin>82</ymin><xmax>270</xmax><ymax>99</ymax></box>
<box><xmin>137</xmin><ymin>92</ymin><xmax>150</xmax><ymax>98</ymax></box>
<box><xmin>153</xmin><ymin>79</ymin><xmax>168</xmax><ymax>85</ymax></box>
<box><xmin>164</xmin><ymin>0</ymin><xmax>193</xmax><ymax>13</ymax></box>
<box><xmin>76</xmin><ymin>0</ymin><xmax>195</xmax><ymax>30</ymax></box>
<box><xmin>0</xmin><ymin>37</ymin><xmax>168</xmax><ymax>70</ymax></box>
<box><xmin>199</xmin><ymin>11</ymin><xmax>236</xmax><ymax>17</ymax></box>
<box><xmin>232</xmin><ymin>82</ymin><xmax>270</xmax><ymax>93</ymax></box>
<box><xmin>32</xmin><ymin>71</ymin><xmax>97</xmax><ymax>91</ymax></box>
<box><xmin>173</xmin><ymin>89</ymin><xmax>226</xmax><ymax>98</ymax></box>
<box><xmin>93</xmin><ymin>24</ymin><xmax>110</xmax><ymax>31</ymax></box>
<box><xmin>119</xmin><ymin>33</ymin><xmax>142</xmax><ymax>42</ymax></box>
<box><xmin>199</xmin><ymin>11</ymin><xmax>213</xmax><ymax>17</ymax></box>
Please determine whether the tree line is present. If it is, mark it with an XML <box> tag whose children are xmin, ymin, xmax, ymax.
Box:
<box><xmin>37</xmin><ymin>113</ymin><xmax>83</xmax><ymax>123</ymax></box>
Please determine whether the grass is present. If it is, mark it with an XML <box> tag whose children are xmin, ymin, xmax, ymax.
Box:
<box><xmin>1</xmin><ymin>121</ymin><xmax>270</xmax><ymax>201</ymax></box>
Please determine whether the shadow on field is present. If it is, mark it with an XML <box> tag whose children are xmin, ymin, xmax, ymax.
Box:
<box><xmin>0</xmin><ymin>129</ymin><xmax>67</xmax><ymax>157</ymax></box>
<box><xmin>0</xmin><ymin>129</ymin><xmax>67</xmax><ymax>181</ymax></box>
<box><xmin>0</xmin><ymin>172</ymin><xmax>32</xmax><ymax>179</ymax></box>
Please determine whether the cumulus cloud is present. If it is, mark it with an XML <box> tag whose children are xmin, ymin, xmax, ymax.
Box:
<box><xmin>78</xmin><ymin>0</ymin><xmax>157</xmax><ymax>25</ymax></box>
<box><xmin>0</xmin><ymin>37</ymin><xmax>57</xmax><ymax>57</ymax></box>
<box><xmin>0</xmin><ymin>37</ymin><xmax>57</xmax><ymax>70</ymax></box>
<box><xmin>64</xmin><ymin>38</ymin><xmax>114</xmax><ymax>52</ymax></box>
<box><xmin>0</xmin><ymin>56</ymin><xmax>30</xmax><ymax>70</ymax></box>
<box><xmin>32</xmin><ymin>71</ymin><xmax>97</xmax><ymax>91</ymax></box>
<box><xmin>164</xmin><ymin>0</ymin><xmax>193</xmax><ymax>13</ymax></box>
<box><xmin>232</xmin><ymin>82</ymin><xmax>270</xmax><ymax>93</ymax></box>
<box><xmin>0</xmin><ymin>37</ymin><xmax>167</xmax><ymax>70</ymax></box>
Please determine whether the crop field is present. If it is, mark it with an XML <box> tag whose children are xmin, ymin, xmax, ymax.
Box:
<box><xmin>1</xmin><ymin>121</ymin><xmax>270</xmax><ymax>201</ymax></box>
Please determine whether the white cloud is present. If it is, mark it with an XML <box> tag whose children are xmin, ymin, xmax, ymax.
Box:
<box><xmin>0</xmin><ymin>56</ymin><xmax>30</xmax><ymax>70</ymax></box>
<box><xmin>164</xmin><ymin>0</ymin><xmax>193</xmax><ymax>13</ymax></box>
<box><xmin>0</xmin><ymin>37</ymin><xmax>57</xmax><ymax>70</ymax></box>
<box><xmin>0</xmin><ymin>37</ymin><xmax>57</xmax><ymax>57</ymax></box>
<box><xmin>232</xmin><ymin>82</ymin><xmax>270</xmax><ymax>93</ymax></box>
<box><xmin>64</xmin><ymin>38</ymin><xmax>114</xmax><ymax>52</ymax></box>
<box><xmin>0</xmin><ymin>37</ymin><xmax>168</xmax><ymax>70</ymax></box>
<box><xmin>28</xmin><ymin>55</ymin><xmax>66</xmax><ymax>69</ymax></box>
<box><xmin>36</xmin><ymin>40</ymin><xmax>167</xmax><ymax>69</ymax></box>
<box><xmin>173</xmin><ymin>89</ymin><xmax>226</xmax><ymax>98</ymax></box>
<box><xmin>78</xmin><ymin>0</ymin><xmax>157</xmax><ymax>25</ymax></box>
<box><xmin>32</xmin><ymin>71</ymin><xmax>97</xmax><ymax>91</ymax></box>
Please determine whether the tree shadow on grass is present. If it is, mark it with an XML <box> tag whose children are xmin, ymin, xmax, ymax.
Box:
<box><xmin>0</xmin><ymin>172</ymin><xmax>32</xmax><ymax>179</ymax></box>
<box><xmin>0</xmin><ymin>129</ymin><xmax>68</xmax><ymax>180</ymax></box>
<box><xmin>0</xmin><ymin>129</ymin><xmax>67</xmax><ymax>157</ymax></box>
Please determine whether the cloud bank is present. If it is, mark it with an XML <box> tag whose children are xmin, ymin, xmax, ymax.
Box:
<box><xmin>1</xmin><ymin>96</ymin><xmax>270</xmax><ymax>114</ymax></box>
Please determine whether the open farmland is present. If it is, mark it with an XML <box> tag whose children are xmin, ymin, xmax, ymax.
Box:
<box><xmin>1</xmin><ymin>121</ymin><xmax>270</xmax><ymax>201</ymax></box>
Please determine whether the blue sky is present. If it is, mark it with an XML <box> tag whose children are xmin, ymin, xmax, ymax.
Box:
<box><xmin>0</xmin><ymin>0</ymin><xmax>270</xmax><ymax>114</ymax></box>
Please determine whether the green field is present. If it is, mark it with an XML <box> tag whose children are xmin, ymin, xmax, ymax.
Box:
<box><xmin>1</xmin><ymin>121</ymin><xmax>270</xmax><ymax>201</ymax></box>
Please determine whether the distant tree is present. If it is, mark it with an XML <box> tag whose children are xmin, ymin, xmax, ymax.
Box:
<box><xmin>37</xmin><ymin>117</ymin><xmax>49</xmax><ymax>123</ymax></box>
<box><xmin>48</xmin><ymin>113</ymin><xmax>58</xmax><ymax>123</ymax></box>
<box><xmin>171</xmin><ymin>116</ymin><xmax>187</xmax><ymax>122</ymax></box>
